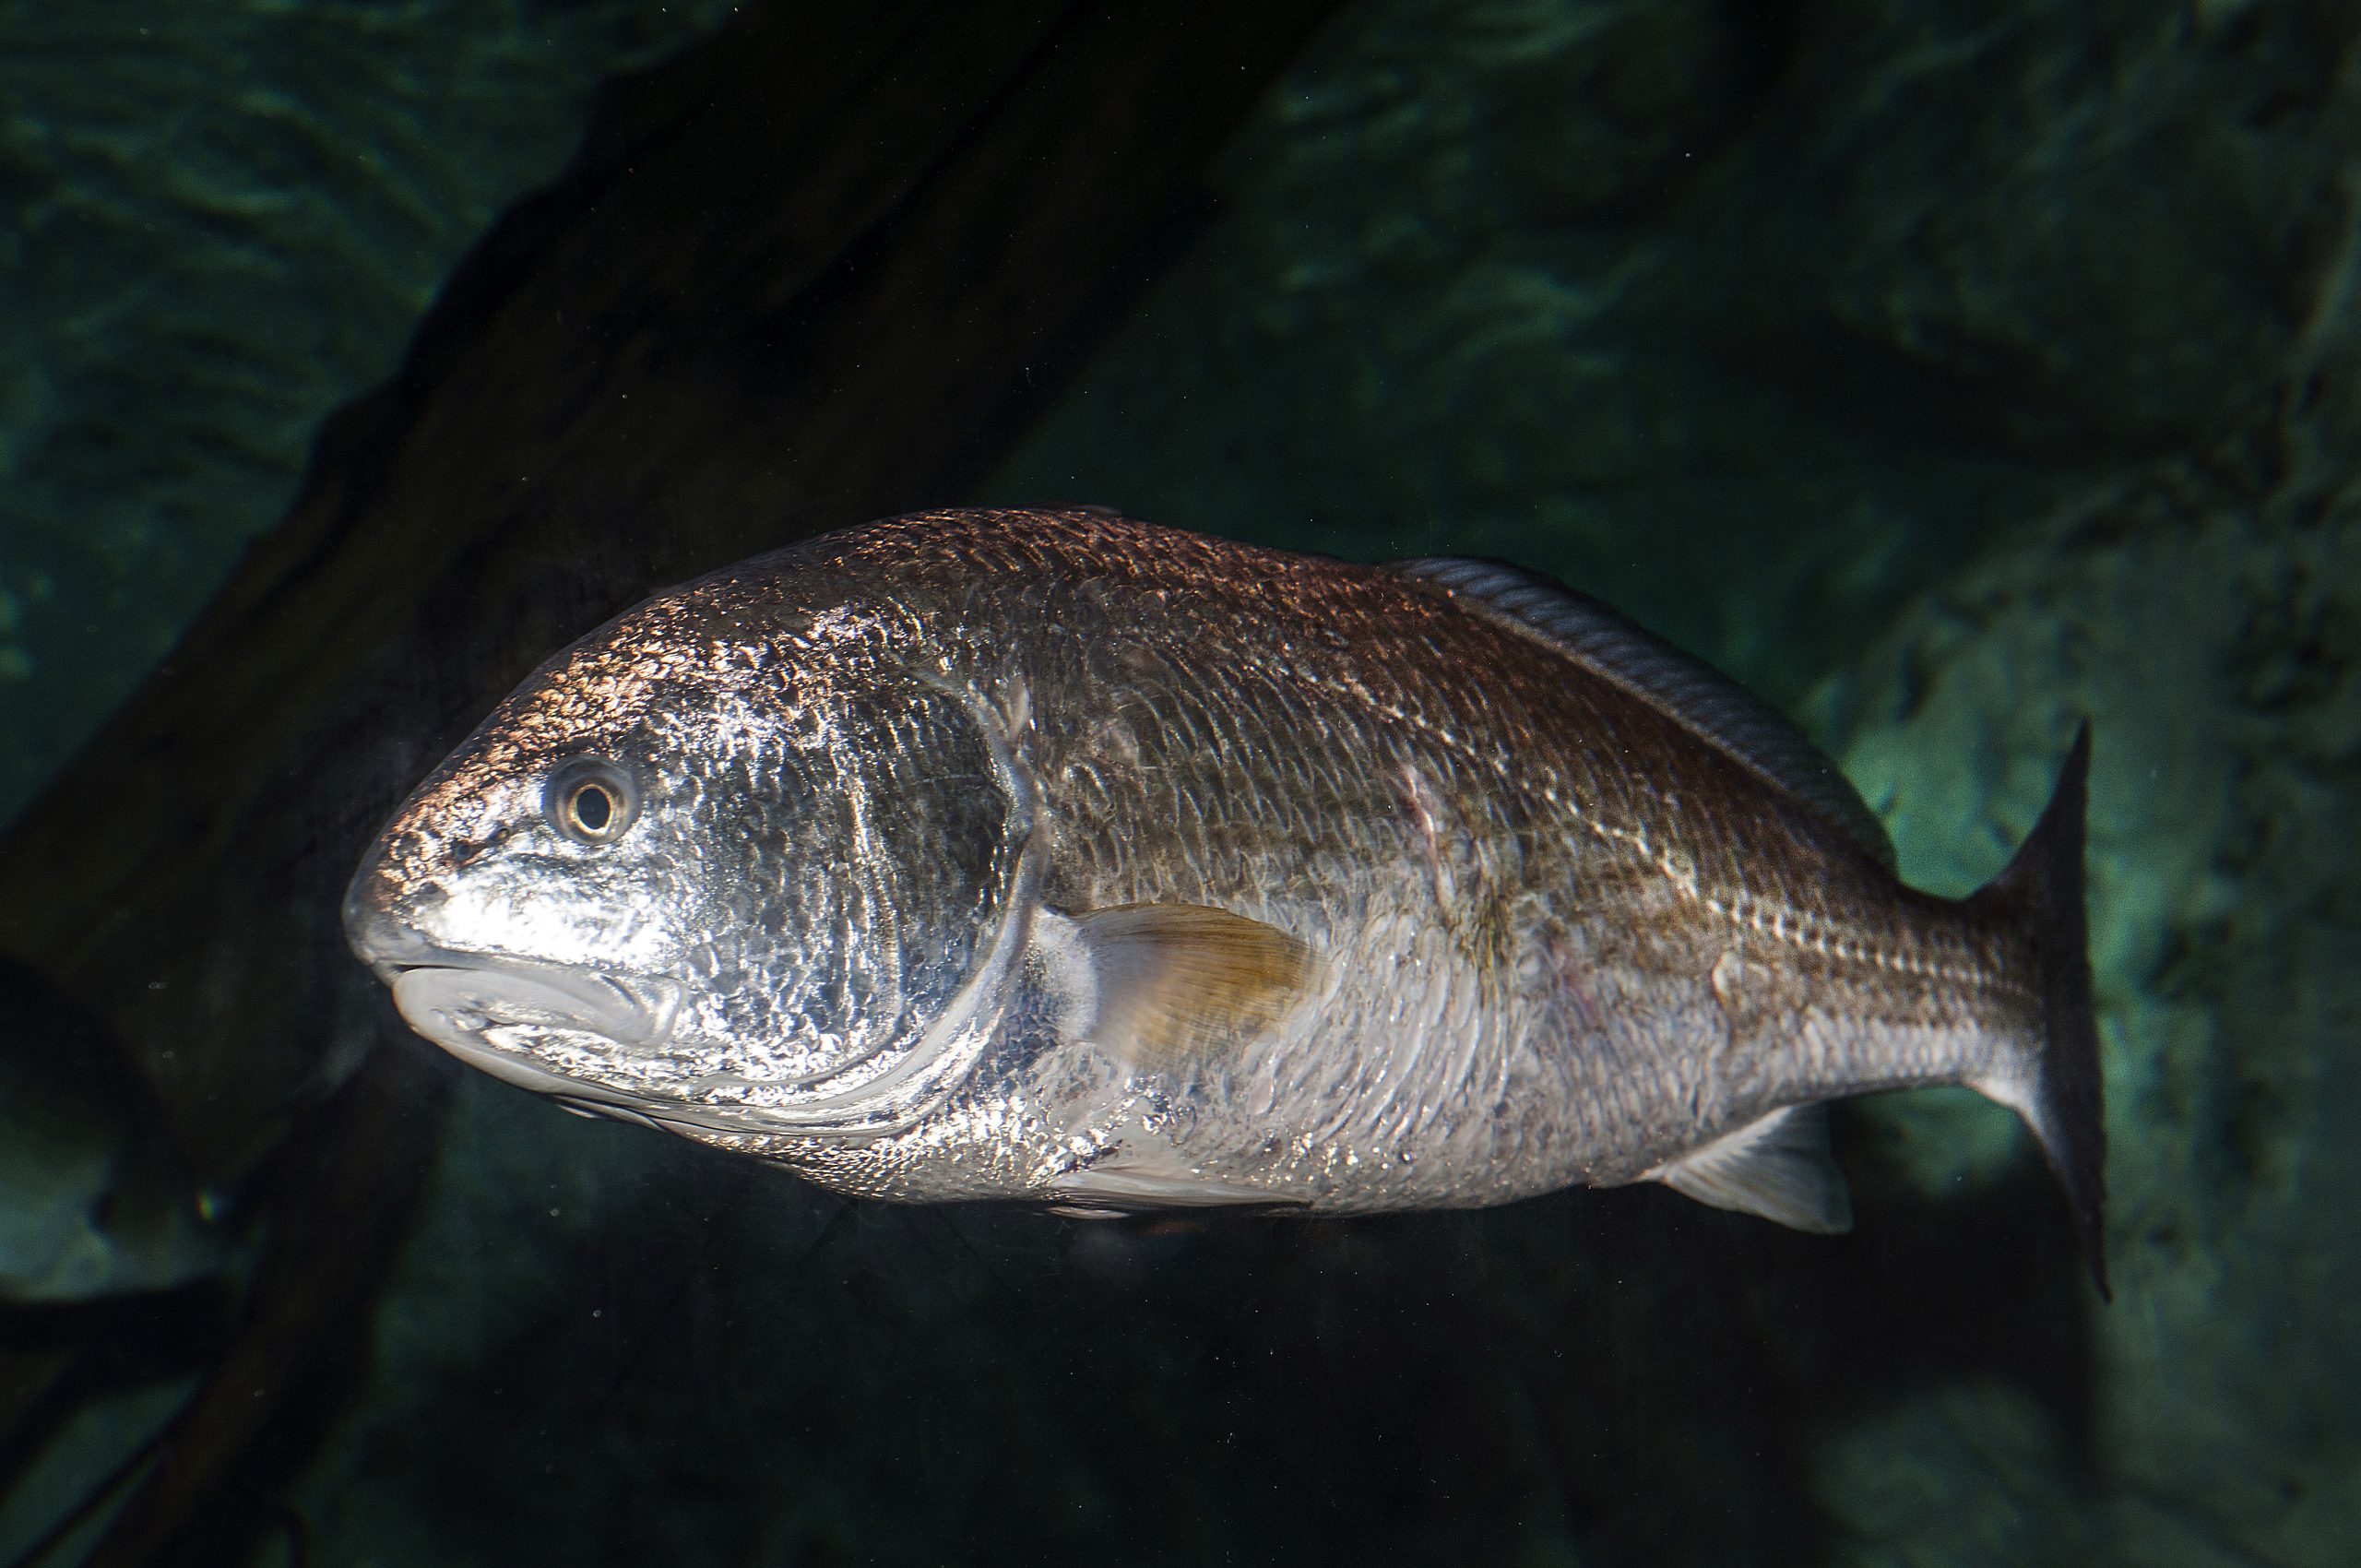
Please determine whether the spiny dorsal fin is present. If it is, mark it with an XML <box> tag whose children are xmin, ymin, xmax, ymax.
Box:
<box><xmin>1645</xmin><ymin>1102</ymin><xmax>1854</xmax><ymax>1234</ymax></box>
<box><xmin>1394</xmin><ymin>557</ymin><xmax>1896</xmax><ymax>870</ymax></box>
<box><xmin>1070</xmin><ymin>904</ymin><xmax>1311</xmax><ymax>1068</ymax></box>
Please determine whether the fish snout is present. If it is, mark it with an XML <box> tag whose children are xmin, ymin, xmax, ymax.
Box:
<box><xmin>341</xmin><ymin>847</ymin><xmax>449</xmax><ymax>980</ymax></box>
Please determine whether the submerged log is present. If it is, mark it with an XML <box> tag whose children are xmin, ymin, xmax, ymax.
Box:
<box><xmin>0</xmin><ymin>0</ymin><xmax>1342</xmax><ymax>1560</ymax></box>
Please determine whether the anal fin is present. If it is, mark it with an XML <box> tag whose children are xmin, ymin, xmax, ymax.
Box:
<box><xmin>1646</xmin><ymin>1102</ymin><xmax>1854</xmax><ymax>1234</ymax></box>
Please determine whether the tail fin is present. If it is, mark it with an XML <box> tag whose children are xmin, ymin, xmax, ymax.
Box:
<box><xmin>1966</xmin><ymin>724</ymin><xmax>2107</xmax><ymax>1300</ymax></box>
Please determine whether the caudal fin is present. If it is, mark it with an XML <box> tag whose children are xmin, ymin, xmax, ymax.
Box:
<box><xmin>1966</xmin><ymin>724</ymin><xmax>2107</xmax><ymax>1299</ymax></box>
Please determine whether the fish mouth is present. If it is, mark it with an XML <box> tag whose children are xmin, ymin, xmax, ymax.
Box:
<box><xmin>354</xmin><ymin>919</ymin><xmax>682</xmax><ymax>1111</ymax></box>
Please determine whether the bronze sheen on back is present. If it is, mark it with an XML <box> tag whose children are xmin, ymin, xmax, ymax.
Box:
<box><xmin>344</xmin><ymin>509</ymin><xmax>2106</xmax><ymax>1291</ymax></box>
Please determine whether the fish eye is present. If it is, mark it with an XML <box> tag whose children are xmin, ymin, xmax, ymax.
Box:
<box><xmin>543</xmin><ymin>758</ymin><xmax>639</xmax><ymax>846</ymax></box>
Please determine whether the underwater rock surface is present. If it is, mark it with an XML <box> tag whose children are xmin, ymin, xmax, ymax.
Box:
<box><xmin>994</xmin><ymin>0</ymin><xmax>2357</xmax><ymax>699</ymax></box>
<box><xmin>0</xmin><ymin>0</ymin><xmax>735</xmax><ymax>824</ymax></box>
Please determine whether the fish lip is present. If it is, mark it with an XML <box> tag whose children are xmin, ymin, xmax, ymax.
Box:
<box><xmin>376</xmin><ymin>963</ymin><xmax>722</xmax><ymax>1136</ymax></box>
<box><xmin>374</xmin><ymin>941</ymin><xmax>682</xmax><ymax>1057</ymax></box>
<box><xmin>348</xmin><ymin>908</ymin><xmax>678</xmax><ymax>1051</ymax></box>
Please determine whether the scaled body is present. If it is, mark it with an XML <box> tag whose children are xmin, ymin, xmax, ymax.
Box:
<box><xmin>347</xmin><ymin>510</ymin><xmax>2103</xmax><ymax>1275</ymax></box>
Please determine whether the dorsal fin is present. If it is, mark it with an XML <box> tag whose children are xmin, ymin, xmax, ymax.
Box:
<box><xmin>1394</xmin><ymin>556</ymin><xmax>1895</xmax><ymax>869</ymax></box>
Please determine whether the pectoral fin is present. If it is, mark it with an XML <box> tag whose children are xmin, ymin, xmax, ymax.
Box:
<box><xmin>1646</xmin><ymin>1102</ymin><xmax>1854</xmax><ymax>1234</ymax></box>
<box><xmin>1070</xmin><ymin>904</ymin><xmax>1311</xmax><ymax>1068</ymax></box>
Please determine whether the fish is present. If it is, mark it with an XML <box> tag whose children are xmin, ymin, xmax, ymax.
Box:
<box><xmin>0</xmin><ymin>956</ymin><xmax>227</xmax><ymax>1302</ymax></box>
<box><xmin>344</xmin><ymin>507</ymin><xmax>2106</xmax><ymax>1291</ymax></box>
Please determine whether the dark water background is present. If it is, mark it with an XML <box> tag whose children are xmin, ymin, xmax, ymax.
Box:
<box><xmin>2</xmin><ymin>2</ymin><xmax>2355</xmax><ymax>1564</ymax></box>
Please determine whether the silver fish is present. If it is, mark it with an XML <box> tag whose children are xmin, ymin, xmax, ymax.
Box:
<box><xmin>345</xmin><ymin>508</ymin><xmax>2105</xmax><ymax>1289</ymax></box>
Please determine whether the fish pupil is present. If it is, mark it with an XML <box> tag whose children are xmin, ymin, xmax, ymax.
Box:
<box><xmin>571</xmin><ymin>783</ymin><xmax>612</xmax><ymax>835</ymax></box>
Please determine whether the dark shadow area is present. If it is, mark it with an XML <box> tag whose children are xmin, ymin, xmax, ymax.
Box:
<box><xmin>309</xmin><ymin>1077</ymin><xmax>2092</xmax><ymax>1567</ymax></box>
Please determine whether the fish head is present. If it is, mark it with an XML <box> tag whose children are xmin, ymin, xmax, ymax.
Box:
<box><xmin>344</xmin><ymin>585</ymin><xmax>1034</xmax><ymax>1131</ymax></box>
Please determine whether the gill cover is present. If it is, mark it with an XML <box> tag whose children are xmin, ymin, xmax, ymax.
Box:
<box><xmin>654</xmin><ymin>671</ymin><xmax>1043</xmax><ymax>1140</ymax></box>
